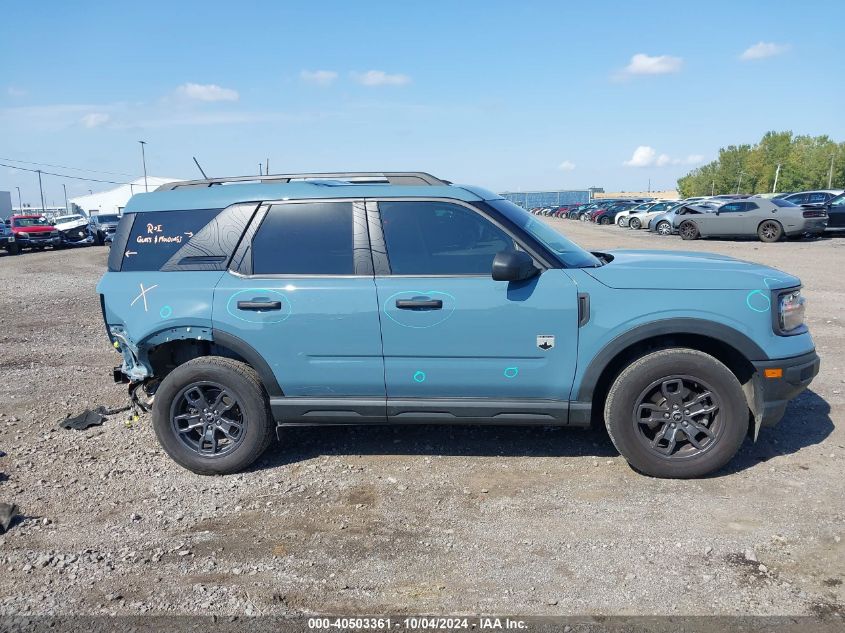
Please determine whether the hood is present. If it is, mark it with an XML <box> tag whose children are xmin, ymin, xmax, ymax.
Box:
<box><xmin>585</xmin><ymin>249</ymin><xmax>800</xmax><ymax>290</ymax></box>
<box><xmin>13</xmin><ymin>225</ymin><xmax>53</xmax><ymax>234</ymax></box>
<box><xmin>54</xmin><ymin>218</ymin><xmax>89</xmax><ymax>231</ymax></box>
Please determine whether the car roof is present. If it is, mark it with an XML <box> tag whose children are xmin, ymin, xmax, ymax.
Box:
<box><xmin>123</xmin><ymin>180</ymin><xmax>500</xmax><ymax>213</ymax></box>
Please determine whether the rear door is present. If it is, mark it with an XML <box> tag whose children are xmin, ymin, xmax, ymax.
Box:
<box><xmin>369</xmin><ymin>198</ymin><xmax>579</xmax><ymax>421</ymax></box>
<box><xmin>212</xmin><ymin>200</ymin><xmax>386</xmax><ymax>416</ymax></box>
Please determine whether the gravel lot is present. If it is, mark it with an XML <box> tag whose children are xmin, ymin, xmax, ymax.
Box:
<box><xmin>0</xmin><ymin>221</ymin><xmax>842</xmax><ymax>617</ymax></box>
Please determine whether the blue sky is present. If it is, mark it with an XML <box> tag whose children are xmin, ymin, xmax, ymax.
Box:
<box><xmin>2</xmin><ymin>0</ymin><xmax>843</xmax><ymax>206</ymax></box>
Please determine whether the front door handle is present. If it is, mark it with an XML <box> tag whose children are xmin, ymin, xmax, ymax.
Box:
<box><xmin>237</xmin><ymin>299</ymin><xmax>282</xmax><ymax>311</ymax></box>
<box><xmin>396</xmin><ymin>298</ymin><xmax>443</xmax><ymax>309</ymax></box>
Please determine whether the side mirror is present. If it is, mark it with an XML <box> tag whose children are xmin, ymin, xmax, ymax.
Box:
<box><xmin>492</xmin><ymin>250</ymin><xmax>538</xmax><ymax>282</ymax></box>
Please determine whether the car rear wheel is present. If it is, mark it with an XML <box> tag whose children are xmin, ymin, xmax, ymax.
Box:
<box><xmin>629</xmin><ymin>217</ymin><xmax>642</xmax><ymax>229</ymax></box>
<box><xmin>604</xmin><ymin>348</ymin><xmax>748</xmax><ymax>478</ymax></box>
<box><xmin>679</xmin><ymin>221</ymin><xmax>699</xmax><ymax>240</ymax></box>
<box><xmin>600</xmin><ymin>216</ymin><xmax>611</xmax><ymax>225</ymax></box>
<box><xmin>617</xmin><ymin>216</ymin><xmax>627</xmax><ymax>226</ymax></box>
<box><xmin>152</xmin><ymin>356</ymin><xmax>274</xmax><ymax>475</ymax></box>
<box><xmin>656</xmin><ymin>220</ymin><xmax>671</xmax><ymax>235</ymax></box>
<box><xmin>758</xmin><ymin>220</ymin><xmax>783</xmax><ymax>243</ymax></box>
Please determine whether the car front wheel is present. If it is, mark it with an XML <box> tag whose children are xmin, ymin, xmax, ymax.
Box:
<box><xmin>629</xmin><ymin>217</ymin><xmax>641</xmax><ymax>229</ymax></box>
<box><xmin>152</xmin><ymin>356</ymin><xmax>274</xmax><ymax>475</ymax></box>
<box><xmin>679</xmin><ymin>221</ymin><xmax>699</xmax><ymax>240</ymax></box>
<box><xmin>656</xmin><ymin>220</ymin><xmax>671</xmax><ymax>235</ymax></box>
<box><xmin>604</xmin><ymin>348</ymin><xmax>748</xmax><ymax>478</ymax></box>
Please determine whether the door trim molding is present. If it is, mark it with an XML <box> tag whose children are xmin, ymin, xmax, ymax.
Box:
<box><xmin>270</xmin><ymin>397</ymin><xmax>579</xmax><ymax>427</ymax></box>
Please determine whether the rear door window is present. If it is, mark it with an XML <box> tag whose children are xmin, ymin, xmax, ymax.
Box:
<box><xmin>122</xmin><ymin>209</ymin><xmax>222</xmax><ymax>271</ymax></box>
<box><xmin>251</xmin><ymin>202</ymin><xmax>354</xmax><ymax>275</ymax></box>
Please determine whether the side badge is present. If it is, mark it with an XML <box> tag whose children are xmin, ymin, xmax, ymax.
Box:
<box><xmin>537</xmin><ymin>335</ymin><xmax>555</xmax><ymax>351</ymax></box>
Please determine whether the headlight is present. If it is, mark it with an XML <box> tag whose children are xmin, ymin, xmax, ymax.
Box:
<box><xmin>778</xmin><ymin>289</ymin><xmax>806</xmax><ymax>333</ymax></box>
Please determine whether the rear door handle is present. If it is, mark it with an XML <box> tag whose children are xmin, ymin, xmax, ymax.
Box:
<box><xmin>396</xmin><ymin>299</ymin><xmax>443</xmax><ymax>309</ymax></box>
<box><xmin>237</xmin><ymin>300</ymin><xmax>282</xmax><ymax>311</ymax></box>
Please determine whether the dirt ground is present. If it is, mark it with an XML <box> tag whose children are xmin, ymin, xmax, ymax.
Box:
<box><xmin>0</xmin><ymin>220</ymin><xmax>842</xmax><ymax>617</ymax></box>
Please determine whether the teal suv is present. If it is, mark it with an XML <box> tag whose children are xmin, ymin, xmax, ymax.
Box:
<box><xmin>97</xmin><ymin>172</ymin><xmax>820</xmax><ymax>478</ymax></box>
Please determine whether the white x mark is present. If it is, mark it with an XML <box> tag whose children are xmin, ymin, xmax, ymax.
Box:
<box><xmin>130</xmin><ymin>283</ymin><xmax>159</xmax><ymax>312</ymax></box>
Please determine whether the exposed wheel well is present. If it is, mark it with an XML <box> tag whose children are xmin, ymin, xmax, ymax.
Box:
<box><xmin>587</xmin><ymin>333</ymin><xmax>756</xmax><ymax>429</ymax></box>
<box><xmin>145</xmin><ymin>338</ymin><xmax>283</xmax><ymax>396</ymax></box>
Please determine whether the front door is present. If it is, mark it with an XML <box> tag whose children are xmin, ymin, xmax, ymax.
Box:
<box><xmin>369</xmin><ymin>199</ymin><xmax>579</xmax><ymax>420</ymax></box>
<box><xmin>212</xmin><ymin>200</ymin><xmax>385</xmax><ymax>408</ymax></box>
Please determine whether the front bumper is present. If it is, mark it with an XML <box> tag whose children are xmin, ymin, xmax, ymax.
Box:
<box><xmin>17</xmin><ymin>234</ymin><xmax>61</xmax><ymax>247</ymax></box>
<box><xmin>752</xmin><ymin>350</ymin><xmax>820</xmax><ymax>428</ymax></box>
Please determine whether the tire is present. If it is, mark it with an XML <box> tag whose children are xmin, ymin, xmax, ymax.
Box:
<box><xmin>679</xmin><ymin>220</ymin><xmax>699</xmax><ymax>240</ymax></box>
<box><xmin>600</xmin><ymin>216</ymin><xmax>611</xmax><ymax>225</ymax></box>
<box><xmin>95</xmin><ymin>231</ymin><xmax>104</xmax><ymax>246</ymax></box>
<box><xmin>656</xmin><ymin>220</ymin><xmax>671</xmax><ymax>236</ymax></box>
<box><xmin>758</xmin><ymin>220</ymin><xmax>783</xmax><ymax>243</ymax></box>
<box><xmin>629</xmin><ymin>217</ymin><xmax>642</xmax><ymax>230</ymax></box>
<box><xmin>7</xmin><ymin>242</ymin><xmax>20</xmax><ymax>255</ymax></box>
<box><xmin>604</xmin><ymin>348</ymin><xmax>748</xmax><ymax>478</ymax></box>
<box><xmin>152</xmin><ymin>356</ymin><xmax>274</xmax><ymax>475</ymax></box>
<box><xmin>617</xmin><ymin>216</ymin><xmax>627</xmax><ymax>227</ymax></box>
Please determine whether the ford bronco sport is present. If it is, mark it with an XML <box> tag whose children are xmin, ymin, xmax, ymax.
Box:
<box><xmin>97</xmin><ymin>172</ymin><xmax>820</xmax><ymax>478</ymax></box>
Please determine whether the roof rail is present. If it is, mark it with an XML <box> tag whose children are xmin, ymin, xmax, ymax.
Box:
<box><xmin>156</xmin><ymin>172</ymin><xmax>449</xmax><ymax>191</ymax></box>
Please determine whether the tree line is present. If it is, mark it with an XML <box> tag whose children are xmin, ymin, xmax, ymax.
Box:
<box><xmin>677</xmin><ymin>131</ymin><xmax>843</xmax><ymax>197</ymax></box>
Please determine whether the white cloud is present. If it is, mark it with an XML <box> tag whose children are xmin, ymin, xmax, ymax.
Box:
<box><xmin>80</xmin><ymin>112</ymin><xmax>110</xmax><ymax>128</ymax></box>
<box><xmin>622</xmin><ymin>53</ymin><xmax>683</xmax><ymax>76</ymax></box>
<box><xmin>300</xmin><ymin>70</ymin><xmax>338</xmax><ymax>86</ymax></box>
<box><xmin>351</xmin><ymin>70</ymin><xmax>411</xmax><ymax>87</ymax></box>
<box><xmin>176</xmin><ymin>82</ymin><xmax>239</xmax><ymax>102</ymax></box>
<box><xmin>624</xmin><ymin>146</ymin><xmax>705</xmax><ymax>168</ymax></box>
<box><xmin>624</xmin><ymin>146</ymin><xmax>657</xmax><ymax>167</ymax></box>
<box><xmin>7</xmin><ymin>86</ymin><xmax>27</xmax><ymax>97</ymax></box>
<box><xmin>557</xmin><ymin>160</ymin><xmax>576</xmax><ymax>172</ymax></box>
<box><xmin>740</xmin><ymin>42</ymin><xmax>791</xmax><ymax>61</ymax></box>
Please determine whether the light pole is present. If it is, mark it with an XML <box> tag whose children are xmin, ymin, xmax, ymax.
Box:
<box><xmin>63</xmin><ymin>183</ymin><xmax>69</xmax><ymax>214</ymax></box>
<box><xmin>37</xmin><ymin>170</ymin><xmax>47</xmax><ymax>215</ymax></box>
<box><xmin>828</xmin><ymin>153</ymin><xmax>836</xmax><ymax>189</ymax></box>
<box><xmin>139</xmin><ymin>140</ymin><xmax>149</xmax><ymax>192</ymax></box>
<box><xmin>772</xmin><ymin>164</ymin><xmax>781</xmax><ymax>194</ymax></box>
<box><xmin>15</xmin><ymin>186</ymin><xmax>22</xmax><ymax>210</ymax></box>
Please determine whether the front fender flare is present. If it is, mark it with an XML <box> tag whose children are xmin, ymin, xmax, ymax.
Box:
<box><xmin>573</xmin><ymin>317</ymin><xmax>767</xmax><ymax>403</ymax></box>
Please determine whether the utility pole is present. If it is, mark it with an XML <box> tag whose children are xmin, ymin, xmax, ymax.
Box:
<box><xmin>265</xmin><ymin>158</ymin><xmax>269</xmax><ymax>176</ymax></box>
<box><xmin>15</xmin><ymin>186</ymin><xmax>22</xmax><ymax>210</ymax></box>
<box><xmin>259</xmin><ymin>163</ymin><xmax>263</xmax><ymax>176</ymax></box>
<box><xmin>647</xmin><ymin>178</ymin><xmax>651</xmax><ymax>193</ymax></box>
<box><xmin>138</xmin><ymin>140</ymin><xmax>149</xmax><ymax>191</ymax></box>
<box><xmin>736</xmin><ymin>171</ymin><xmax>744</xmax><ymax>194</ymax></box>
<box><xmin>62</xmin><ymin>183</ymin><xmax>69</xmax><ymax>214</ymax></box>
<box><xmin>772</xmin><ymin>164</ymin><xmax>781</xmax><ymax>193</ymax></box>
<box><xmin>37</xmin><ymin>170</ymin><xmax>47</xmax><ymax>215</ymax></box>
<box><xmin>828</xmin><ymin>153</ymin><xmax>836</xmax><ymax>189</ymax></box>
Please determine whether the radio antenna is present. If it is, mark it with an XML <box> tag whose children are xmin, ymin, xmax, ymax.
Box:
<box><xmin>192</xmin><ymin>156</ymin><xmax>209</xmax><ymax>179</ymax></box>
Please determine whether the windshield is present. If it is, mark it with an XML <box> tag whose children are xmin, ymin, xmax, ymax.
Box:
<box><xmin>12</xmin><ymin>217</ymin><xmax>50</xmax><ymax>228</ymax></box>
<box><xmin>54</xmin><ymin>215</ymin><xmax>84</xmax><ymax>223</ymax></box>
<box><xmin>96</xmin><ymin>214</ymin><xmax>120</xmax><ymax>223</ymax></box>
<box><xmin>488</xmin><ymin>199</ymin><xmax>602</xmax><ymax>267</ymax></box>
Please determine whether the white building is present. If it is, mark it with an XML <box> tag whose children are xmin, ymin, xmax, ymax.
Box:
<box><xmin>69</xmin><ymin>177</ymin><xmax>180</xmax><ymax>216</ymax></box>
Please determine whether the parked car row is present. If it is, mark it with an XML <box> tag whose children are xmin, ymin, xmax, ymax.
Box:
<box><xmin>552</xmin><ymin>189</ymin><xmax>844</xmax><ymax>243</ymax></box>
<box><xmin>0</xmin><ymin>212</ymin><xmax>120</xmax><ymax>255</ymax></box>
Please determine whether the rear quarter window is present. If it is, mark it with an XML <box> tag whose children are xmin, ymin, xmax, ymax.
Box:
<box><xmin>120</xmin><ymin>209</ymin><xmax>222</xmax><ymax>271</ymax></box>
